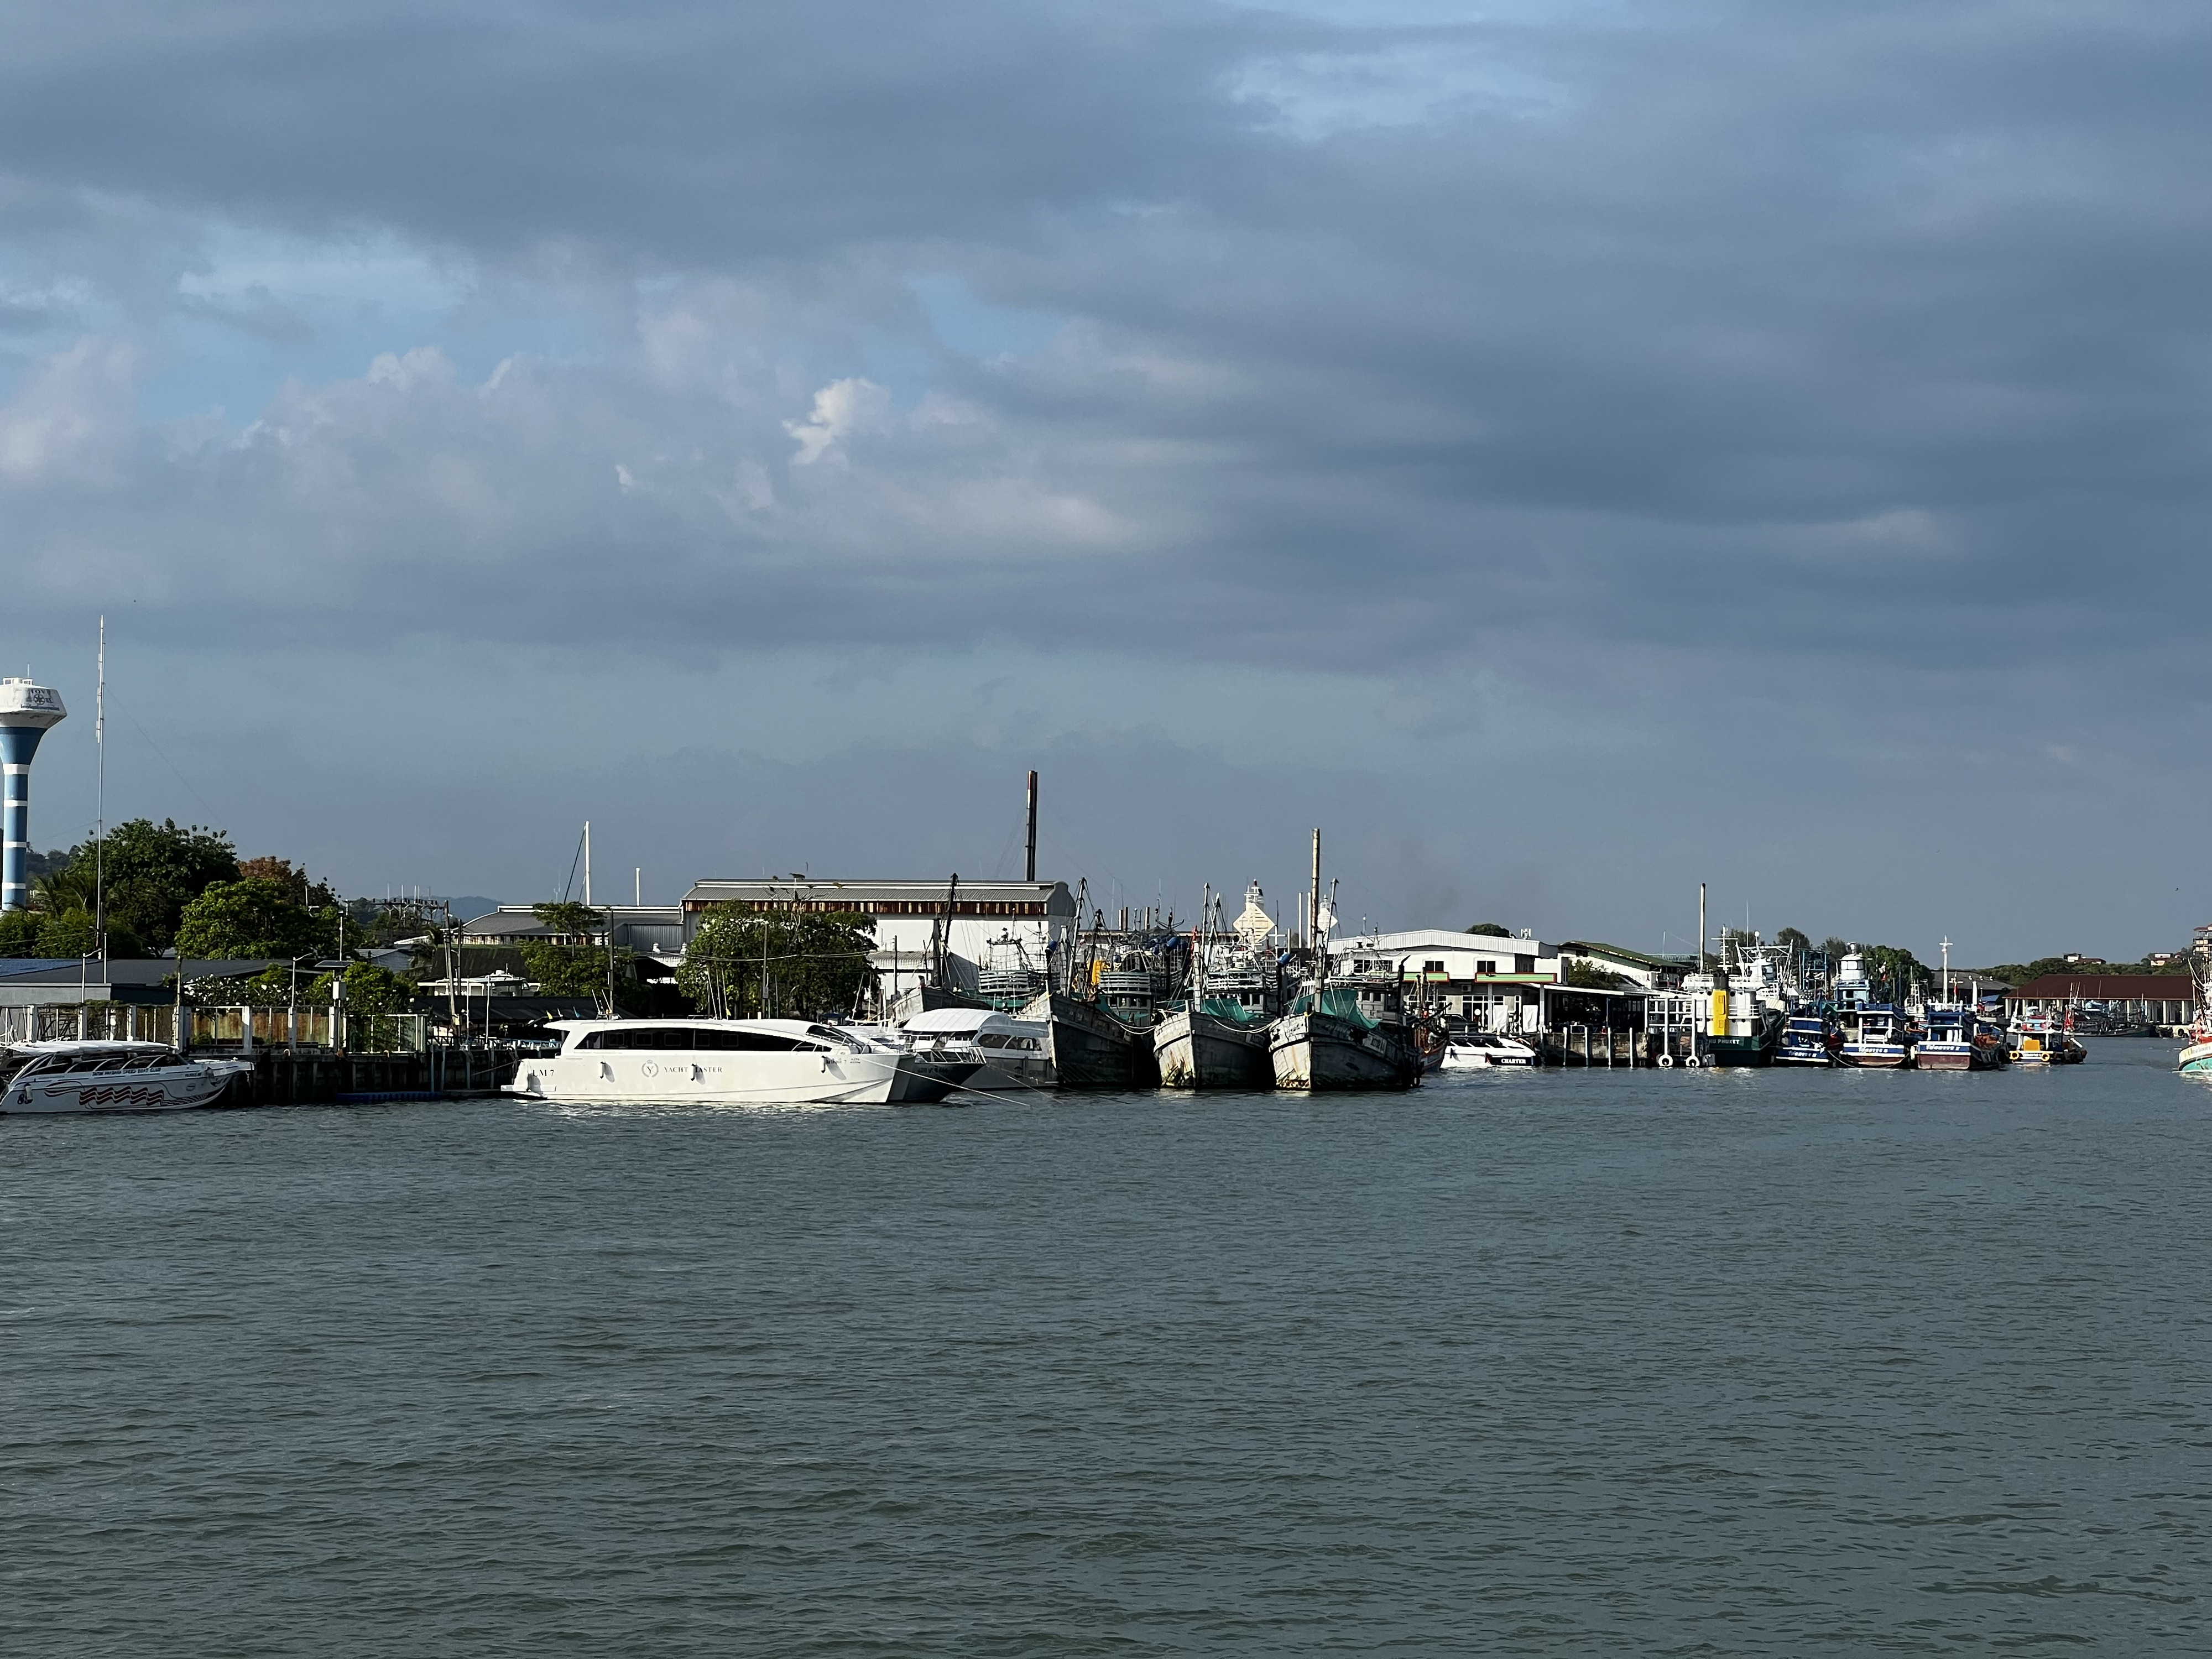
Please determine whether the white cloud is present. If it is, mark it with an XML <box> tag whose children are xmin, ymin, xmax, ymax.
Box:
<box><xmin>0</xmin><ymin>336</ymin><xmax>140</xmax><ymax>486</ymax></box>
<box><xmin>784</xmin><ymin>376</ymin><xmax>891</xmax><ymax>466</ymax></box>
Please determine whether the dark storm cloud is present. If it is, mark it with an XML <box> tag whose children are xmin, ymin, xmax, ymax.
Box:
<box><xmin>2</xmin><ymin>0</ymin><xmax>2203</xmax><ymax>682</ymax></box>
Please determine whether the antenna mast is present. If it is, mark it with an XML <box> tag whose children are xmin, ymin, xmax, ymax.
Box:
<box><xmin>95</xmin><ymin>617</ymin><xmax>105</xmax><ymax>969</ymax></box>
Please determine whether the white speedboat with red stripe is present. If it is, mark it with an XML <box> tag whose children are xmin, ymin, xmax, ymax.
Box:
<box><xmin>0</xmin><ymin>1041</ymin><xmax>253</xmax><ymax>1114</ymax></box>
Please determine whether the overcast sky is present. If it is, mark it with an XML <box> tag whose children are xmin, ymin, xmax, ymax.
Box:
<box><xmin>1</xmin><ymin>0</ymin><xmax>2204</xmax><ymax>961</ymax></box>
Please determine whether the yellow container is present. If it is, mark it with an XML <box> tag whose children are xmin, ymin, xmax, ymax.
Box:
<box><xmin>1710</xmin><ymin>987</ymin><xmax>1729</xmax><ymax>1037</ymax></box>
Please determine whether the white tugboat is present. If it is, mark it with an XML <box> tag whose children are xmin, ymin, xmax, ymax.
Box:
<box><xmin>0</xmin><ymin>1041</ymin><xmax>254</xmax><ymax>1114</ymax></box>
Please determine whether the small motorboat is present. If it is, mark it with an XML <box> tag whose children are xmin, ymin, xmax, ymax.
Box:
<box><xmin>1438</xmin><ymin>1032</ymin><xmax>1538</xmax><ymax>1069</ymax></box>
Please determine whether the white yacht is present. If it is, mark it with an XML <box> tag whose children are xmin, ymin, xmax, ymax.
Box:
<box><xmin>506</xmin><ymin>1019</ymin><xmax>977</xmax><ymax>1105</ymax></box>
<box><xmin>0</xmin><ymin>1041</ymin><xmax>254</xmax><ymax>1114</ymax></box>
<box><xmin>901</xmin><ymin>1007</ymin><xmax>1055</xmax><ymax>1090</ymax></box>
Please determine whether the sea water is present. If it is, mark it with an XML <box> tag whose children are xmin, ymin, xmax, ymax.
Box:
<box><xmin>3</xmin><ymin>1042</ymin><xmax>2205</xmax><ymax>1654</ymax></box>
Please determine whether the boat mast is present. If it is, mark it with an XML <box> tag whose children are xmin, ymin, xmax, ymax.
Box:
<box><xmin>1310</xmin><ymin>828</ymin><xmax>1324</xmax><ymax>1003</ymax></box>
<box><xmin>1698</xmin><ymin>883</ymin><xmax>1707</xmax><ymax>976</ymax></box>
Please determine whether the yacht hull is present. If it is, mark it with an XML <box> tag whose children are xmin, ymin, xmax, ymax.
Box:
<box><xmin>1270</xmin><ymin>1011</ymin><xmax>1422</xmax><ymax>1092</ymax></box>
<box><xmin>1154</xmin><ymin>1008</ymin><xmax>1271</xmax><ymax>1089</ymax></box>
<box><xmin>508</xmin><ymin>1050</ymin><xmax>966</xmax><ymax>1105</ymax></box>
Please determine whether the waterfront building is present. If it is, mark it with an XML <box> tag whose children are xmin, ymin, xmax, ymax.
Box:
<box><xmin>461</xmin><ymin>905</ymin><xmax>687</xmax><ymax>963</ymax></box>
<box><xmin>1329</xmin><ymin>929</ymin><xmax>1560</xmax><ymax>1032</ymax></box>
<box><xmin>1555</xmin><ymin>941</ymin><xmax>1693</xmax><ymax>991</ymax></box>
<box><xmin>2002</xmin><ymin>973</ymin><xmax>2194</xmax><ymax>1032</ymax></box>
<box><xmin>679</xmin><ymin>878</ymin><xmax>1077</xmax><ymax>1003</ymax></box>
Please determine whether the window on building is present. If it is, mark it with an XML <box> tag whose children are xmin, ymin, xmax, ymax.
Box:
<box><xmin>1423</xmin><ymin>959</ymin><xmax>1445</xmax><ymax>974</ymax></box>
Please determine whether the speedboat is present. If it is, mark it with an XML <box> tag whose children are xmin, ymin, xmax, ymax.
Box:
<box><xmin>0</xmin><ymin>1041</ymin><xmax>253</xmax><ymax>1114</ymax></box>
<box><xmin>1438</xmin><ymin>1032</ymin><xmax>1537</xmax><ymax>1069</ymax></box>
<box><xmin>505</xmin><ymin>1018</ymin><xmax>977</xmax><ymax>1105</ymax></box>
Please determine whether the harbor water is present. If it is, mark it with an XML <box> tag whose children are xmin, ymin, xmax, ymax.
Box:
<box><xmin>3</xmin><ymin>1045</ymin><xmax>2205</xmax><ymax>1654</ymax></box>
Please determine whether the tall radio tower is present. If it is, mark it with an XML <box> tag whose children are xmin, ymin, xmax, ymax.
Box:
<box><xmin>0</xmin><ymin>677</ymin><xmax>67</xmax><ymax>912</ymax></box>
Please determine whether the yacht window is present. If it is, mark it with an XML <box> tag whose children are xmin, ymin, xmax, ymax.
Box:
<box><xmin>805</xmin><ymin>1025</ymin><xmax>868</xmax><ymax>1053</ymax></box>
<box><xmin>581</xmin><ymin>1028</ymin><xmax>696</xmax><ymax>1050</ymax></box>
<box><xmin>696</xmin><ymin>1030</ymin><xmax>807</xmax><ymax>1052</ymax></box>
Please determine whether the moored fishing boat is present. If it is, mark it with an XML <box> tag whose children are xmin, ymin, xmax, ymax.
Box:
<box><xmin>1155</xmin><ymin>884</ymin><xmax>1282</xmax><ymax>1089</ymax></box>
<box><xmin>1017</xmin><ymin>990</ymin><xmax>1146</xmax><ymax>1088</ymax></box>
<box><xmin>2178</xmin><ymin>963</ymin><xmax>2212</xmax><ymax>1074</ymax></box>
<box><xmin>1270</xmin><ymin>992</ymin><xmax>1425</xmax><ymax>1091</ymax></box>
<box><xmin>1774</xmin><ymin>1008</ymin><xmax>1837</xmax><ymax>1066</ymax></box>
<box><xmin>2008</xmin><ymin>1013</ymin><xmax>2086</xmax><ymax>1065</ymax></box>
<box><xmin>1155</xmin><ymin>1003</ymin><xmax>1273</xmax><ymax>1088</ymax></box>
<box><xmin>0</xmin><ymin>1040</ymin><xmax>253</xmax><ymax>1114</ymax></box>
<box><xmin>1914</xmin><ymin>1004</ymin><xmax>2008</xmax><ymax>1070</ymax></box>
<box><xmin>1838</xmin><ymin>1004</ymin><xmax>1912</xmax><ymax>1067</ymax></box>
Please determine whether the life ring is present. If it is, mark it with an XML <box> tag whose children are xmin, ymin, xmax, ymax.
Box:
<box><xmin>1683</xmin><ymin>1055</ymin><xmax>1702</xmax><ymax>1069</ymax></box>
<box><xmin>1657</xmin><ymin>1053</ymin><xmax>1674</xmax><ymax>1068</ymax></box>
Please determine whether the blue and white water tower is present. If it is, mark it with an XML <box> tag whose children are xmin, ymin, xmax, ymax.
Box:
<box><xmin>0</xmin><ymin>678</ymin><xmax>66</xmax><ymax>912</ymax></box>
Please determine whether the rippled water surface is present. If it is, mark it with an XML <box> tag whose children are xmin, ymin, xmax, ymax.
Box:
<box><xmin>4</xmin><ymin>1044</ymin><xmax>2207</xmax><ymax>1654</ymax></box>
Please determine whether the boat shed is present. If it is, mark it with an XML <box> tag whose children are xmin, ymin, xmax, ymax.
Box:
<box><xmin>2002</xmin><ymin>974</ymin><xmax>2193</xmax><ymax>1030</ymax></box>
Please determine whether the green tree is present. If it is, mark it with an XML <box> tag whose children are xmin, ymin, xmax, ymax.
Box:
<box><xmin>679</xmin><ymin>906</ymin><xmax>876</xmax><ymax>1019</ymax></box>
<box><xmin>1775</xmin><ymin>926</ymin><xmax>1812</xmax><ymax>959</ymax></box>
<box><xmin>80</xmin><ymin>819</ymin><xmax>240</xmax><ymax>952</ymax></box>
<box><xmin>1464</xmin><ymin>921</ymin><xmax>1512</xmax><ymax>937</ymax></box>
<box><xmin>174</xmin><ymin>878</ymin><xmax>335</xmax><ymax>961</ymax></box>
<box><xmin>520</xmin><ymin>902</ymin><xmax>616</xmax><ymax>1000</ymax></box>
<box><xmin>38</xmin><ymin>909</ymin><xmax>98</xmax><ymax>959</ymax></box>
<box><xmin>1560</xmin><ymin>956</ymin><xmax>1629</xmax><ymax>990</ymax></box>
<box><xmin>310</xmin><ymin>961</ymin><xmax>414</xmax><ymax>1050</ymax></box>
<box><xmin>0</xmin><ymin>909</ymin><xmax>46</xmax><ymax>956</ymax></box>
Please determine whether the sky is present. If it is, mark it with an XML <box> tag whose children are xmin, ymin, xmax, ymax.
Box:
<box><xmin>0</xmin><ymin>0</ymin><xmax>2204</xmax><ymax>964</ymax></box>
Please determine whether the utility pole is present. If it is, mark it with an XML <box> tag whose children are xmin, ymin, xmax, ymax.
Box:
<box><xmin>1024</xmin><ymin>770</ymin><xmax>1039</xmax><ymax>882</ymax></box>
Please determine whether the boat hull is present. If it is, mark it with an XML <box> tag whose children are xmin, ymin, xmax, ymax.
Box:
<box><xmin>1912</xmin><ymin>1046</ymin><xmax>1974</xmax><ymax>1070</ymax></box>
<box><xmin>2179</xmin><ymin>1040</ymin><xmax>2212</xmax><ymax>1074</ymax></box>
<box><xmin>1</xmin><ymin>1058</ymin><xmax>252</xmax><ymax>1114</ymax></box>
<box><xmin>1019</xmin><ymin>992</ymin><xmax>1151</xmax><ymax>1089</ymax></box>
<box><xmin>508</xmin><ymin>1049</ymin><xmax>966</xmax><ymax>1105</ymax></box>
<box><xmin>1154</xmin><ymin>1008</ymin><xmax>1271</xmax><ymax>1089</ymax></box>
<box><xmin>1270</xmin><ymin>1011</ymin><xmax>1422</xmax><ymax>1092</ymax></box>
<box><xmin>1838</xmin><ymin>1046</ymin><xmax>1910</xmax><ymax>1068</ymax></box>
